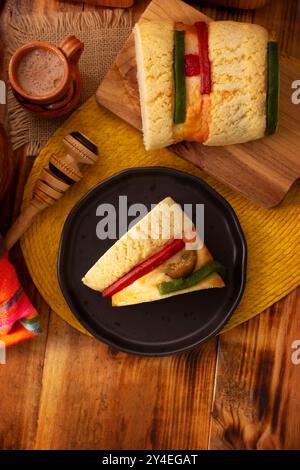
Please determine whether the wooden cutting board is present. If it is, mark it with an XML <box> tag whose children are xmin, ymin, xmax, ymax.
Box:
<box><xmin>96</xmin><ymin>0</ymin><xmax>300</xmax><ymax>207</ymax></box>
<box><xmin>69</xmin><ymin>0</ymin><xmax>134</xmax><ymax>6</ymax></box>
<box><xmin>207</xmin><ymin>0</ymin><xmax>270</xmax><ymax>8</ymax></box>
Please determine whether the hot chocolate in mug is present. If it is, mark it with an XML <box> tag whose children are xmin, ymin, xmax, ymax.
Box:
<box><xmin>9</xmin><ymin>36</ymin><xmax>84</xmax><ymax>118</ymax></box>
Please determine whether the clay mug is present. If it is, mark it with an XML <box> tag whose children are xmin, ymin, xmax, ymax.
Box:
<box><xmin>8</xmin><ymin>36</ymin><xmax>84</xmax><ymax>118</ymax></box>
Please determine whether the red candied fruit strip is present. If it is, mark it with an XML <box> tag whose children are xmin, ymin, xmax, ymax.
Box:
<box><xmin>195</xmin><ymin>21</ymin><xmax>212</xmax><ymax>95</ymax></box>
<box><xmin>102</xmin><ymin>238</ymin><xmax>186</xmax><ymax>298</ymax></box>
<box><xmin>185</xmin><ymin>54</ymin><xmax>200</xmax><ymax>77</ymax></box>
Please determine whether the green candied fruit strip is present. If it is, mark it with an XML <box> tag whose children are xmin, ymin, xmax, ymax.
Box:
<box><xmin>158</xmin><ymin>260</ymin><xmax>225</xmax><ymax>295</ymax></box>
<box><xmin>173</xmin><ymin>30</ymin><xmax>186</xmax><ymax>124</ymax></box>
<box><xmin>265</xmin><ymin>41</ymin><xmax>279</xmax><ymax>136</ymax></box>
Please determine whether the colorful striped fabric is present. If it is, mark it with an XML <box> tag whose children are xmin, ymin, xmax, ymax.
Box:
<box><xmin>0</xmin><ymin>235</ymin><xmax>41</xmax><ymax>346</ymax></box>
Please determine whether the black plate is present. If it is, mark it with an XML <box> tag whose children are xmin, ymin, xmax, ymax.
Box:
<box><xmin>58</xmin><ymin>167</ymin><xmax>247</xmax><ymax>356</ymax></box>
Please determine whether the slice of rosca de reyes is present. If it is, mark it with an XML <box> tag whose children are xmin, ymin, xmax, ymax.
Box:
<box><xmin>82</xmin><ymin>197</ymin><xmax>225</xmax><ymax>307</ymax></box>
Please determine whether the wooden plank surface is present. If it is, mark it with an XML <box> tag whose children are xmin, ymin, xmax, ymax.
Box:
<box><xmin>34</xmin><ymin>315</ymin><xmax>218</xmax><ymax>450</ymax></box>
<box><xmin>96</xmin><ymin>0</ymin><xmax>300</xmax><ymax>207</ymax></box>
<box><xmin>209</xmin><ymin>289</ymin><xmax>300</xmax><ymax>450</ymax></box>
<box><xmin>0</xmin><ymin>0</ymin><xmax>299</xmax><ymax>451</ymax></box>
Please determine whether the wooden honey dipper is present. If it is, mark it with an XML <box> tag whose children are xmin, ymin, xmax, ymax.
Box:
<box><xmin>5</xmin><ymin>131</ymin><xmax>98</xmax><ymax>250</ymax></box>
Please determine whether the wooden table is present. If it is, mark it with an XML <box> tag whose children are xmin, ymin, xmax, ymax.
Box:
<box><xmin>0</xmin><ymin>0</ymin><xmax>299</xmax><ymax>450</ymax></box>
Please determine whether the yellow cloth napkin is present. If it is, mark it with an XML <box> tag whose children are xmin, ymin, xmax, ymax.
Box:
<box><xmin>21</xmin><ymin>96</ymin><xmax>300</xmax><ymax>335</ymax></box>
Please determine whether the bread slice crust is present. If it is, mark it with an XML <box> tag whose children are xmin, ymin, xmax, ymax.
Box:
<box><xmin>204</xmin><ymin>21</ymin><xmax>268</xmax><ymax>146</ymax></box>
<box><xmin>134</xmin><ymin>21</ymin><xmax>175</xmax><ymax>150</ymax></box>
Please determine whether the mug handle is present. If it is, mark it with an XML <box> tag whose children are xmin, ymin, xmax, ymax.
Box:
<box><xmin>59</xmin><ymin>35</ymin><xmax>84</xmax><ymax>65</ymax></box>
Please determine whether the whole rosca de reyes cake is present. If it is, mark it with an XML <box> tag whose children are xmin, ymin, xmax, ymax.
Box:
<box><xmin>134</xmin><ymin>20</ymin><xmax>279</xmax><ymax>150</ymax></box>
